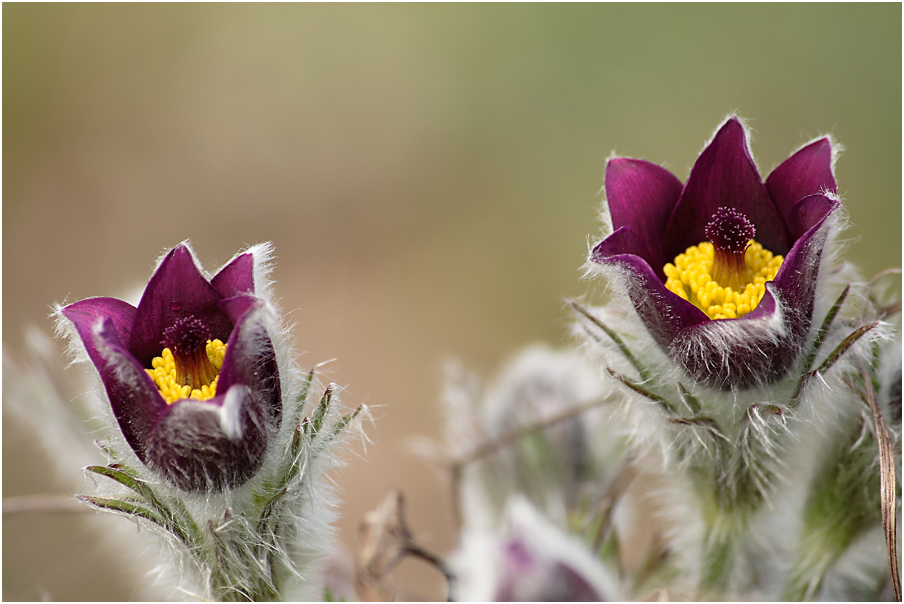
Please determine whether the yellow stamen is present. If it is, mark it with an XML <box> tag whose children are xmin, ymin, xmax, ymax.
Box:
<box><xmin>664</xmin><ymin>240</ymin><xmax>783</xmax><ymax>320</ymax></box>
<box><xmin>146</xmin><ymin>339</ymin><xmax>228</xmax><ymax>405</ymax></box>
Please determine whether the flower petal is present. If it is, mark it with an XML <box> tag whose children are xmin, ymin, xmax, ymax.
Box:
<box><xmin>62</xmin><ymin>297</ymin><xmax>137</xmax><ymax>360</ymax></box>
<box><xmin>217</xmin><ymin>295</ymin><xmax>282</xmax><ymax>427</ymax></box>
<box><xmin>591</xmin><ymin>243</ymin><xmax>709</xmax><ymax>350</ymax></box>
<box><xmin>591</xmin><ymin>226</ymin><xmax>647</xmax><ymax>261</ymax></box>
<box><xmin>91</xmin><ymin>317</ymin><xmax>167</xmax><ymax>462</ymax></box>
<box><xmin>769</xmin><ymin>194</ymin><xmax>839</xmax><ymax>332</ymax></box>
<box><xmin>765</xmin><ymin>137</ymin><xmax>836</xmax><ymax>229</ymax></box>
<box><xmin>145</xmin><ymin>384</ymin><xmax>268</xmax><ymax>491</ymax></box>
<box><xmin>665</xmin><ymin>117</ymin><xmax>791</xmax><ymax>257</ymax></box>
<box><xmin>605</xmin><ymin>158</ymin><xmax>683</xmax><ymax>274</ymax></box>
<box><xmin>783</xmin><ymin>191</ymin><xmax>838</xmax><ymax>241</ymax></box>
<box><xmin>211</xmin><ymin>252</ymin><xmax>255</xmax><ymax>298</ymax></box>
<box><xmin>670</xmin><ymin>196</ymin><xmax>839</xmax><ymax>389</ymax></box>
<box><xmin>670</xmin><ymin>288</ymin><xmax>791</xmax><ymax>389</ymax></box>
<box><xmin>128</xmin><ymin>245</ymin><xmax>234</xmax><ymax>366</ymax></box>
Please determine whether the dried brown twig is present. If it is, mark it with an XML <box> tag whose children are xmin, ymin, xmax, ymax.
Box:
<box><xmin>355</xmin><ymin>489</ymin><xmax>449</xmax><ymax>602</ymax></box>
<box><xmin>3</xmin><ymin>494</ymin><xmax>87</xmax><ymax>516</ymax></box>
<box><xmin>849</xmin><ymin>366</ymin><xmax>901</xmax><ymax>601</ymax></box>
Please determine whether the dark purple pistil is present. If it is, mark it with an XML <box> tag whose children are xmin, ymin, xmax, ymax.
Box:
<box><xmin>161</xmin><ymin>316</ymin><xmax>219</xmax><ymax>390</ymax></box>
<box><xmin>705</xmin><ymin>207</ymin><xmax>756</xmax><ymax>252</ymax></box>
<box><xmin>706</xmin><ymin>207</ymin><xmax>754</xmax><ymax>290</ymax></box>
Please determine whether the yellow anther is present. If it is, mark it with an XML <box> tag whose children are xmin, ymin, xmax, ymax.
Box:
<box><xmin>147</xmin><ymin>339</ymin><xmax>228</xmax><ymax>405</ymax></box>
<box><xmin>664</xmin><ymin>238</ymin><xmax>784</xmax><ymax>321</ymax></box>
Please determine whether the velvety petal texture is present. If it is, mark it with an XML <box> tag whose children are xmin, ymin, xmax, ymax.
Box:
<box><xmin>591</xmin><ymin>117</ymin><xmax>840</xmax><ymax>389</ymax></box>
<box><xmin>61</xmin><ymin>243</ymin><xmax>281</xmax><ymax>491</ymax></box>
<box><xmin>605</xmin><ymin>158</ymin><xmax>683</xmax><ymax>276</ymax></box>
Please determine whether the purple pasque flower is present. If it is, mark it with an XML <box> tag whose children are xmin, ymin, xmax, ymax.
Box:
<box><xmin>450</xmin><ymin>498</ymin><xmax>618</xmax><ymax>601</ymax></box>
<box><xmin>61</xmin><ymin>243</ymin><xmax>281</xmax><ymax>492</ymax></box>
<box><xmin>589</xmin><ymin>117</ymin><xmax>839</xmax><ymax>389</ymax></box>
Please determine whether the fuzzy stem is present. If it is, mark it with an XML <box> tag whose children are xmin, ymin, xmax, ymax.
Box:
<box><xmin>698</xmin><ymin>504</ymin><xmax>748</xmax><ymax>595</ymax></box>
<box><xmin>782</xmin><ymin>415</ymin><xmax>881</xmax><ymax>600</ymax></box>
<box><xmin>687</xmin><ymin>404</ymin><xmax>785</xmax><ymax>596</ymax></box>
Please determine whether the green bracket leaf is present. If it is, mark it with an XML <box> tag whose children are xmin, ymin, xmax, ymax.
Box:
<box><xmin>571</xmin><ymin>301</ymin><xmax>650</xmax><ymax>382</ymax></box>
<box><xmin>802</xmin><ymin>285</ymin><xmax>850</xmax><ymax>374</ymax></box>
<box><xmin>85</xmin><ymin>465</ymin><xmax>197</xmax><ymax>546</ymax></box>
<box><xmin>311</xmin><ymin>385</ymin><xmax>335</xmax><ymax>437</ymax></box>
<box><xmin>793</xmin><ymin>321</ymin><xmax>880</xmax><ymax>405</ymax></box>
<box><xmin>77</xmin><ymin>494</ymin><xmax>165</xmax><ymax>530</ymax></box>
<box><xmin>331</xmin><ymin>405</ymin><xmax>363</xmax><ymax>438</ymax></box>
<box><xmin>607</xmin><ymin>368</ymin><xmax>676</xmax><ymax>415</ymax></box>
<box><xmin>677</xmin><ymin>383</ymin><xmax>702</xmax><ymax>416</ymax></box>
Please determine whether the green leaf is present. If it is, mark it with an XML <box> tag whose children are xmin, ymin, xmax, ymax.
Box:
<box><xmin>290</xmin><ymin>368</ymin><xmax>316</xmax><ymax>429</ymax></box>
<box><xmin>292</xmin><ymin>422</ymin><xmax>304</xmax><ymax>458</ymax></box>
<box><xmin>256</xmin><ymin>487</ymin><xmax>289</xmax><ymax>534</ymax></box>
<box><xmin>677</xmin><ymin>383</ymin><xmax>702</xmax><ymax>416</ymax></box>
<box><xmin>85</xmin><ymin>465</ymin><xmax>197</xmax><ymax>546</ymax></box>
<box><xmin>815</xmin><ymin>322</ymin><xmax>880</xmax><ymax>375</ymax></box>
<box><xmin>331</xmin><ymin>405</ymin><xmax>362</xmax><ymax>438</ymax></box>
<box><xmin>86</xmin><ymin>465</ymin><xmax>141</xmax><ymax>491</ymax></box>
<box><xmin>668</xmin><ymin>416</ymin><xmax>727</xmax><ymax>440</ymax></box>
<box><xmin>311</xmin><ymin>385</ymin><xmax>335</xmax><ymax>436</ymax></box>
<box><xmin>794</xmin><ymin>321</ymin><xmax>880</xmax><ymax>405</ymax></box>
<box><xmin>571</xmin><ymin>301</ymin><xmax>650</xmax><ymax>382</ymax></box>
<box><xmin>94</xmin><ymin>440</ymin><xmax>122</xmax><ymax>462</ymax></box>
<box><xmin>802</xmin><ymin>285</ymin><xmax>849</xmax><ymax>374</ymax></box>
<box><xmin>296</xmin><ymin>368</ymin><xmax>315</xmax><ymax>404</ymax></box>
<box><xmin>607</xmin><ymin>368</ymin><xmax>675</xmax><ymax>415</ymax></box>
<box><xmin>77</xmin><ymin>494</ymin><xmax>165</xmax><ymax>529</ymax></box>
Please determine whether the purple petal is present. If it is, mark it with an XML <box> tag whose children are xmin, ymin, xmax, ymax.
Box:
<box><xmin>91</xmin><ymin>317</ymin><xmax>167</xmax><ymax>462</ymax></box>
<box><xmin>770</xmin><ymin>194</ymin><xmax>839</xmax><ymax>332</ymax></box>
<box><xmin>765</xmin><ymin>138</ymin><xmax>836</xmax><ymax>230</ymax></box>
<box><xmin>128</xmin><ymin>245</ymin><xmax>234</xmax><ymax>366</ymax></box>
<box><xmin>495</xmin><ymin>539</ymin><xmax>604</xmax><ymax>602</ymax></box>
<box><xmin>217</xmin><ymin>296</ymin><xmax>282</xmax><ymax>427</ymax></box>
<box><xmin>665</xmin><ymin>117</ymin><xmax>790</xmax><ymax>258</ymax></box>
<box><xmin>671</xmin><ymin>196</ymin><xmax>838</xmax><ymax>389</ymax></box>
<box><xmin>591</xmin><ymin>226</ymin><xmax>648</xmax><ymax>262</ymax></box>
<box><xmin>218</xmin><ymin>294</ymin><xmax>263</xmax><ymax>326</ymax></box>
<box><xmin>62</xmin><ymin>297</ymin><xmax>137</xmax><ymax>360</ymax></box>
<box><xmin>783</xmin><ymin>192</ymin><xmax>838</xmax><ymax>242</ymax></box>
<box><xmin>212</xmin><ymin>252</ymin><xmax>255</xmax><ymax>298</ymax></box>
<box><xmin>670</xmin><ymin>288</ymin><xmax>792</xmax><ymax>389</ymax></box>
<box><xmin>591</xmin><ymin>248</ymin><xmax>709</xmax><ymax>350</ymax></box>
<box><xmin>62</xmin><ymin>301</ymin><xmax>164</xmax><ymax>460</ymax></box>
<box><xmin>547</xmin><ymin>563</ymin><xmax>605</xmax><ymax>602</ymax></box>
<box><xmin>146</xmin><ymin>385</ymin><xmax>268</xmax><ymax>491</ymax></box>
<box><xmin>605</xmin><ymin>158</ymin><xmax>683</xmax><ymax>273</ymax></box>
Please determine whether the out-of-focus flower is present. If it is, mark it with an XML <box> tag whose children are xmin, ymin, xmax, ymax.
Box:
<box><xmin>589</xmin><ymin>116</ymin><xmax>840</xmax><ymax>388</ymax></box>
<box><xmin>443</xmin><ymin>345</ymin><xmax>624</xmax><ymax>530</ymax></box>
<box><xmin>60</xmin><ymin>243</ymin><xmax>281</xmax><ymax>491</ymax></box>
<box><xmin>4</xmin><ymin>328</ymin><xmax>170</xmax><ymax>600</ymax></box>
<box><xmin>449</xmin><ymin>497</ymin><xmax>619</xmax><ymax>601</ymax></box>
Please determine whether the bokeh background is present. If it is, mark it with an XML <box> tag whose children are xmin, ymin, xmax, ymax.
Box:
<box><xmin>3</xmin><ymin>4</ymin><xmax>901</xmax><ymax>601</ymax></box>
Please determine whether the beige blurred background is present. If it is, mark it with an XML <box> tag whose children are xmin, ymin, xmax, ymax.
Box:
<box><xmin>3</xmin><ymin>4</ymin><xmax>901</xmax><ymax>601</ymax></box>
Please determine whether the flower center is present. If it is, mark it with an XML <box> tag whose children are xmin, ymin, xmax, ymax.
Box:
<box><xmin>663</xmin><ymin>207</ymin><xmax>784</xmax><ymax>320</ymax></box>
<box><xmin>145</xmin><ymin>316</ymin><xmax>228</xmax><ymax>405</ymax></box>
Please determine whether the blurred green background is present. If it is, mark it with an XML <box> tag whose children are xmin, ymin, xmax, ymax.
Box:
<box><xmin>3</xmin><ymin>4</ymin><xmax>900</xmax><ymax>601</ymax></box>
